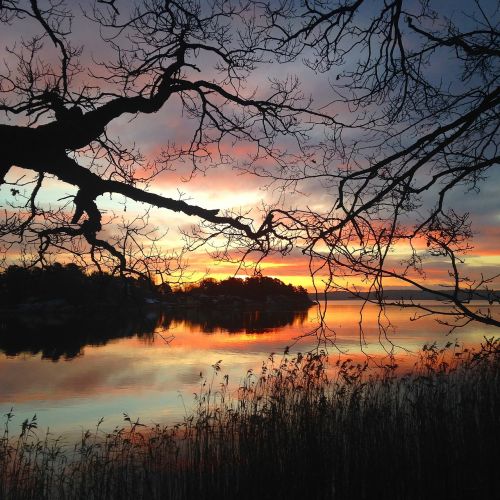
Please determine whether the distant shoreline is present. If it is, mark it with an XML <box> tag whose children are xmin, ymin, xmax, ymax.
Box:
<box><xmin>0</xmin><ymin>294</ymin><xmax>316</xmax><ymax>316</ymax></box>
<box><xmin>310</xmin><ymin>289</ymin><xmax>500</xmax><ymax>302</ymax></box>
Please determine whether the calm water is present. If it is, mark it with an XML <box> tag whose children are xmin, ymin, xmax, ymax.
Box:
<box><xmin>1</xmin><ymin>301</ymin><xmax>498</xmax><ymax>436</ymax></box>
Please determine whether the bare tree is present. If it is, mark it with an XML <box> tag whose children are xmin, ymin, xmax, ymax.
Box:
<box><xmin>0</xmin><ymin>0</ymin><xmax>322</xmax><ymax>281</ymax></box>
<box><xmin>242</xmin><ymin>0</ymin><xmax>500</xmax><ymax>334</ymax></box>
<box><xmin>1</xmin><ymin>0</ymin><xmax>499</xmax><ymax>332</ymax></box>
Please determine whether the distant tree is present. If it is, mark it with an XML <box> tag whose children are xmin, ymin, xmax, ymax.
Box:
<box><xmin>2</xmin><ymin>265</ymin><xmax>31</xmax><ymax>302</ymax></box>
<box><xmin>157</xmin><ymin>281</ymin><xmax>173</xmax><ymax>296</ymax></box>
<box><xmin>182</xmin><ymin>275</ymin><xmax>311</xmax><ymax>304</ymax></box>
<box><xmin>0</xmin><ymin>262</ymin><xmax>158</xmax><ymax>305</ymax></box>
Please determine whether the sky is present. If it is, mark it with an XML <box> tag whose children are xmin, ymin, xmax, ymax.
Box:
<box><xmin>0</xmin><ymin>0</ymin><xmax>499</xmax><ymax>291</ymax></box>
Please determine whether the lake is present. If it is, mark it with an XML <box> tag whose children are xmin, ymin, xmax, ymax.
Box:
<box><xmin>1</xmin><ymin>301</ymin><xmax>498</xmax><ymax>436</ymax></box>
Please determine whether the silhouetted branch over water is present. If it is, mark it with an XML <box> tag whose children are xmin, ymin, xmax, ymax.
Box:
<box><xmin>1</xmin><ymin>0</ymin><xmax>499</xmax><ymax>329</ymax></box>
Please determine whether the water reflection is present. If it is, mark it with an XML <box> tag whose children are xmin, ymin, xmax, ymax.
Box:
<box><xmin>0</xmin><ymin>306</ymin><xmax>309</xmax><ymax>360</ymax></box>
<box><xmin>1</xmin><ymin>301</ymin><xmax>498</xmax><ymax>436</ymax></box>
<box><xmin>0</xmin><ymin>312</ymin><xmax>157</xmax><ymax>361</ymax></box>
<box><xmin>167</xmin><ymin>306</ymin><xmax>308</xmax><ymax>334</ymax></box>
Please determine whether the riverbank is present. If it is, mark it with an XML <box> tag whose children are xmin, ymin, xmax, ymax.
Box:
<box><xmin>1</xmin><ymin>338</ymin><xmax>499</xmax><ymax>499</ymax></box>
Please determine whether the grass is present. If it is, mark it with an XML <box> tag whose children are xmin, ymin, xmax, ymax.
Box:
<box><xmin>1</xmin><ymin>338</ymin><xmax>499</xmax><ymax>499</ymax></box>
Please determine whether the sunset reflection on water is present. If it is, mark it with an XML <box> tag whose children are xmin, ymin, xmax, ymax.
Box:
<box><xmin>0</xmin><ymin>301</ymin><xmax>498</xmax><ymax>435</ymax></box>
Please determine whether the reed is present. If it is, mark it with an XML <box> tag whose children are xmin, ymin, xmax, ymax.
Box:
<box><xmin>1</xmin><ymin>337</ymin><xmax>499</xmax><ymax>499</ymax></box>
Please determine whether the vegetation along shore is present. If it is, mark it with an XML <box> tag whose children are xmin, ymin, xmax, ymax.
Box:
<box><xmin>1</xmin><ymin>339</ymin><xmax>499</xmax><ymax>500</ymax></box>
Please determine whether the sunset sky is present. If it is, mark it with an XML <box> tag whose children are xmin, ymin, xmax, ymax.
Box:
<box><xmin>1</xmin><ymin>0</ymin><xmax>499</xmax><ymax>291</ymax></box>
<box><xmin>2</xmin><ymin>6</ymin><xmax>500</xmax><ymax>484</ymax></box>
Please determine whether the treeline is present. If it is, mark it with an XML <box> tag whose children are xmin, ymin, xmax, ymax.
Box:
<box><xmin>0</xmin><ymin>264</ymin><xmax>311</xmax><ymax>308</ymax></box>
<box><xmin>182</xmin><ymin>276</ymin><xmax>310</xmax><ymax>303</ymax></box>
<box><xmin>0</xmin><ymin>263</ymin><xmax>161</xmax><ymax>307</ymax></box>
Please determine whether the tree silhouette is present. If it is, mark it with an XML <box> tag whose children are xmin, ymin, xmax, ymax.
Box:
<box><xmin>252</xmin><ymin>0</ymin><xmax>500</xmax><ymax>331</ymax></box>
<box><xmin>1</xmin><ymin>1</ymin><xmax>499</xmax><ymax>330</ymax></box>
<box><xmin>0</xmin><ymin>0</ymin><xmax>322</xmax><ymax>279</ymax></box>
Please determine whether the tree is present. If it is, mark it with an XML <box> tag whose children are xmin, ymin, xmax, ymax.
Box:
<box><xmin>253</xmin><ymin>0</ymin><xmax>500</xmax><ymax>332</ymax></box>
<box><xmin>0</xmin><ymin>0</ymin><xmax>320</xmax><ymax>281</ymax></box>
<box><xmin>1</xmin><ymin>0</ymin><xmax>499</xmax><ymax>331</ymax></box>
